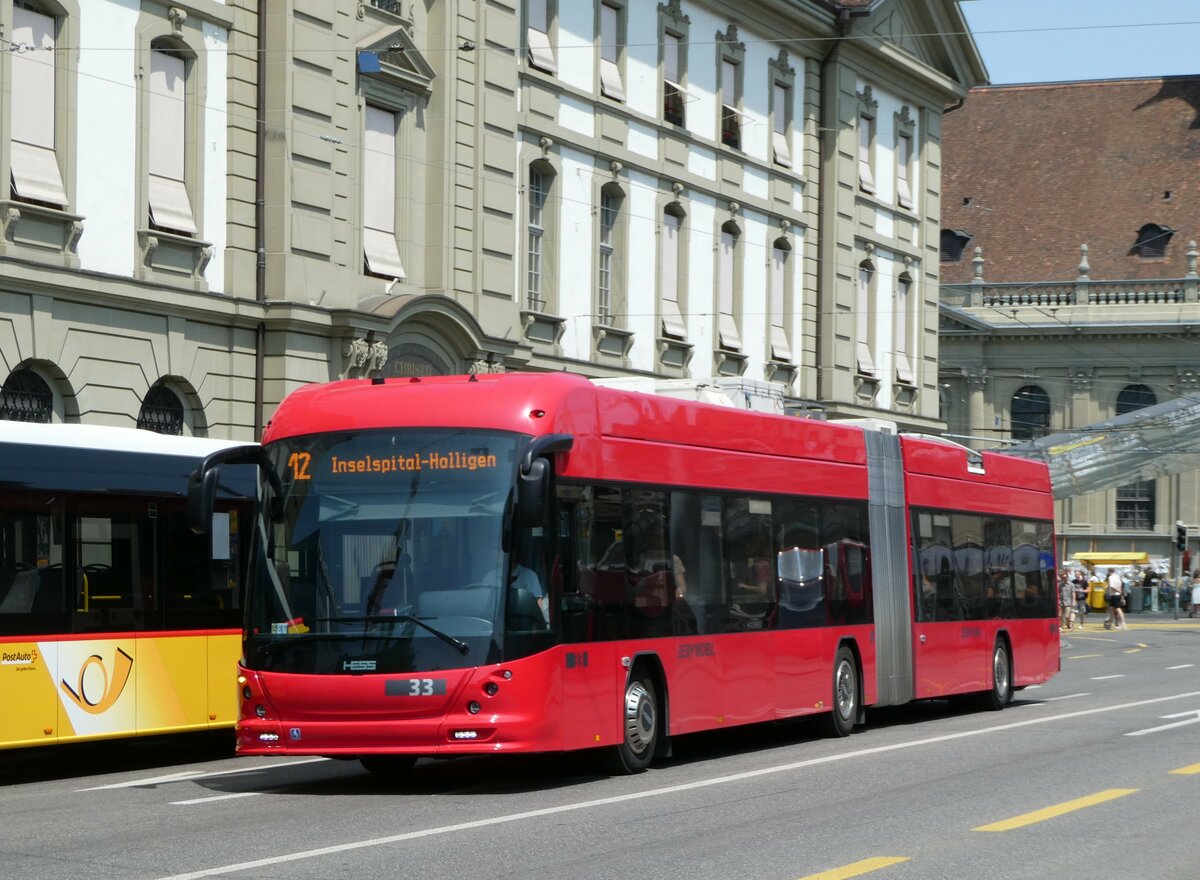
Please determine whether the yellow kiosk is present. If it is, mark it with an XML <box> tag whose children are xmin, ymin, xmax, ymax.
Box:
<box><xmin>1071</xmin><ymin>552</ymin><xmax>1150</xmax><ymax>611</ymax></box>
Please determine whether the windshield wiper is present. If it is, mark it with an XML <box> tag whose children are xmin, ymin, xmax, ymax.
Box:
<box><xmin>315</xmin><ymin>614</ymin><xmax>470</xmax><ymax>655</ymax></box>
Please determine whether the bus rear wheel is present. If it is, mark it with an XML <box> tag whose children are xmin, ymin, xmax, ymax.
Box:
<box><xmin>826</xmin><ymin>646</ymin><xmax>858</xmax><ymax>737</ymax></box>
<box><xmin>606</xmin><ymin>675</ymin><xmax>658</xmax><ymax>774</ymax></box>
<box><xmin>359</xmin><ymin>755</ymin><xmax>417</xmax><ymax>775</ymax></box>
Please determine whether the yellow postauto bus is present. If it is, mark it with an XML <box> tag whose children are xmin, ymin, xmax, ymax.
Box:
<box><xmin>0</xmin><ymin>422</ymin><xmax>253</xmax><ymax>749</ymax></box>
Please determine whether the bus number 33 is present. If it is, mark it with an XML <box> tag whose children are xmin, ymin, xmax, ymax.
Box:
<box><xmin>385</xmin><ymin>678</ymin><xmax>447</xmax><ymax>696</ymax></box>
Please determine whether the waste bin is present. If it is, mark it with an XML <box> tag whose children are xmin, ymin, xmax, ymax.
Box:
<box><xmin>1129</xmin><ymin>586</ymin><xmax>1146</xmax><ymax>613</ymax></box>
<box><xmin>1088</xmin><ymin>584</ymin><xmax>1107</xmax><ymax>611</ymax></box>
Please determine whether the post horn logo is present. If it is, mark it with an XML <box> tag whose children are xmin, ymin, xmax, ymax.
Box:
<box><xmin>60</xmin><ymin>648</ymin><xmax>134</xmax><ymax>714</ymax></box>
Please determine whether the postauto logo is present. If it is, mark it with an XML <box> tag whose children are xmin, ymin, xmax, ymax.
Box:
<box><xmin>60</xmin><ymin>648</ymin><xmax>134</xmax><ymax>714</ymax></box>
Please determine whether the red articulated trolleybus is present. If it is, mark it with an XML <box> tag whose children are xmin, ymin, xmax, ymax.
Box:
<box><xmin>189</xmin><ymin>372</ymin><xmax>1059</xmax><ymax>774</ymax></box>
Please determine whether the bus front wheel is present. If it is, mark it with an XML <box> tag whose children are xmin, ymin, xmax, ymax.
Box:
<box><xmin>827</xmin><ymin>646</ymin><xmax>858</xmax><ymax>737</ymax></box>
<box><xmin>607</xmin><ymin>675</ymin><xmax>659</xmax><ymax>774</ymax></box>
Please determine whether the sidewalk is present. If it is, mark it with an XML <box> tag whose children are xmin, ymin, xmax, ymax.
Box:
<box><xmin>1068</xmin><ymin>608</ymin><xmax>1200</xmax><ymax>631</ymax></box>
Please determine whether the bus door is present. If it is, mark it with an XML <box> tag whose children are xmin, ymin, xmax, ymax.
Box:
<box><xmin>0</xmin><ymin>498</ymin><xmax>66</xmax><ymax>747</ymax></box>
<box><xmin>912</xmin><ymin>513</ymin><xmax>990</xmax><ymax>698</ymax></box>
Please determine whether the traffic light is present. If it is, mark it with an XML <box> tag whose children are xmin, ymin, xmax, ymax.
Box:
<box><xmin>1176</xmin><ymin>522</ymin><xmax>1187</xmax><ymax>552</ymax></box>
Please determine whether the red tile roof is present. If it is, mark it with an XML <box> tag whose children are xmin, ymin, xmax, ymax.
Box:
<box><xmin>940</xmin><ymin>77</ymin><xmax>1200</xmax><ymax>283</ymax></box>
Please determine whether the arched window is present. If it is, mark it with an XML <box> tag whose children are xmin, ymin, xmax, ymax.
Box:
<box><xmin>769</xmin><ymin>238</ymin><xmax>791</xmax><ymax>361</ymax></box>
<box><xmin>1116</xmin><ymin>383</ymin><xmax>1156</xmax><ymax>414</ymax></box>
<box><xmin>1010</xmin><ymin>385</ymin><xmax>1050</xmax><ymax>441</ymax></box>
<box><xmin>137</xmin><ymin>385</ymin><xmax>184</xmax><ymax>435</ymax></box>
<box><xmin>597</xmin><ymin>182</ymin><xmax>625</xmax><ymax>326</ymax></box>
<box><xmin>717</xmin><ymin>220</ymin><xmax>741</xmax><ymax>351</ymax></box>
<box><xmin>525</xmin><ymin>160</ymin><xmax>557</xmax><ymax>313</ymax></box>
<box><xmin>855</xmin><ymin>261</ymin><xmax>875</xmax><ymax>375</ymax></box>
<box><xmin>1</xmin><ymin>369</ymin><xmax>53</xmax><ymax>422</ymax></box>
<box><xmin>659</xmin><ymin>202</ymin><xmax>687</xmax><ymax>339</ymax></box>
<box><xmin>1115</xmin><ymin>384</ymin><xmax>1157</xmax><ymax>530</ymax></box>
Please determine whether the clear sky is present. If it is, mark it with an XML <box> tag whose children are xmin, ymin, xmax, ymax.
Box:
<box><xmin>960</xmin><ymin>0</ymin><xmax>1200</xmax><ymax>85</ymax></box>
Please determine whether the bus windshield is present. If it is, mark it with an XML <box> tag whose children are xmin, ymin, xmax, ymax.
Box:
<box><xmin>245</xmin><ymin>428</ymin><xmax>535</xmax><ymax>674</ymax></box>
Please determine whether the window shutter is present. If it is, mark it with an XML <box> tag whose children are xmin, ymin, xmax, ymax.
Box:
<box><xmin>770</xmin><ymin>245</ymin><xmax>791</xmax><ymax>360</ymax></box>
<box><xmin>363</xmin><ymin>106</ymin><xmax>406</xmax><ymax>279</ymax></box>
<box><xmin>772</xmin><ymin>85</ymin><xmax>791</xmax><ymax>167</ymax></box>
<box><xmin>660</xmin><ymin>213</ymin><xmax>686</xmax><ymax>339</ymax></box>
<box><xmin>858</xmin><ymin>117</ymin><xmax>875</xmax><ymax>194</ymax></box>
<box><xmin>718</xmin><ymin>230</ymin><xmax>741</xmax><ymax>350</ymax></box>
<box><xmin>10</xmin><ymin>8</ymin><xmax>67</xmax><ymax>206</ymax></box>
<box><xmin>148</xmin><ymin>51</ymin><xmax>197</xmax><ymax>234</ymax></box>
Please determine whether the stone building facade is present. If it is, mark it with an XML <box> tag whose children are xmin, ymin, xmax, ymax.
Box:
<box><xmin>1</xmin><ymin>0</ymin><xmax>982</xmax><ymax>438</ymax></box>
<box><xmin>939</xmin><ymin>77</ymin><xmax>1200</xmax><ymax>562</ymax></box>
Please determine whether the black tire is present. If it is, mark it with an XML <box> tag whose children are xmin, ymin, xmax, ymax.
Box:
<box><xmin>827</xmin><ymin>646</ymin><xmax>858</xmax><ymax>737</ymax></box>
<box><xmin>980</xmin><ymin>639</ymin><xmax>1012</xmax><ymax>711</ymax></box>
<box><xmin>358</xmin><ymin>755</ymin><xmax>417</xmax><ymax>775</ymax></box>
<box><xmin>606</xmin><ymin>675</ymin><xmax>659</xmax><ymax>774</ymax></box>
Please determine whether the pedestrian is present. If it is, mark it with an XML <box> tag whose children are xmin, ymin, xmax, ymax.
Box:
<box><xmin>1105</xmin><ymin>567</ymin><xmax>1127</xmax><ymax>630</ymax></box>
<box><xmin>1059</xmin><ymin>571</ymin><xmax>1075</xmax><ymax>630</ymax></box>
<box><xmin>1073</xmin><ymin>570</ymin><xmax>1089</xmax><ymax>629</ymax></box>
<box><xmin>1191</xmin><ymin>571</ymin><xmax>1200</xmax><ymax>619</ymax></box>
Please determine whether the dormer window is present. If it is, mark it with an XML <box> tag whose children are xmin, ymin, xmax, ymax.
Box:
<box><xmin>940</xmin><ymin>228</ymin><xmax>972</xmax><ymax>263</ymax></box>
<box><xmin>1133</xmin><ymin>223</ymin><xmax>1173</xmax><ymax>259</ymax></box>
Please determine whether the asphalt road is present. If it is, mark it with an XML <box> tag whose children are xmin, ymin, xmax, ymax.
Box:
<box><xmin>3</xmin><ymin>619</ymin><xmax>1198</xmax><ymax>880</ymax></box>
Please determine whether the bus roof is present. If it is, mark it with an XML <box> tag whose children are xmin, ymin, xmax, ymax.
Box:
<box><xmin>264</xmin><ymin>374</ymin><xmax>1049</xmax><ymax>501</ymax></box>
<box><xmin>0</xmin><ymin>421</ymin><xmax>246</xmax><ymax>457</ymax></box>
<box><xmin>0</xmin><ymin>422</ymin><xmax>255</xmax><ymax>498</ymax></box>
<box><xmin>263</xmin><ymin>372</ymin><xmax>869</xmax><ymax>463</ymax></box>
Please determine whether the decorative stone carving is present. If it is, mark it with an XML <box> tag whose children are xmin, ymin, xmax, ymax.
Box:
<box><xmin>368</xmin><ymin>341</ymin><xmax>389</xmax><ymax>373</ymax></box>
<box><xmin>344</xmin><ymin>337</ymin><xmax>370</xmax><ymax>373</ymax></box>
<box><xmin>469</xmin><ymin>357</ymin><xmax>506</xmax><ymax>376</ymax></box>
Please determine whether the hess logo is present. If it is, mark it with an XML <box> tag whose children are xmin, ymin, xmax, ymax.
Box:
<box><xmin>60</xmin><ymin>648</ymin><xmax>134</xmax><ymax>714</ymax></box>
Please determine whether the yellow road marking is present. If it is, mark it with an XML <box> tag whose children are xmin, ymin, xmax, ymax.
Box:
<box><xmin>1123</xmin><ymin>648</ymin><xmax>1143</xmax><ymax>654</ymax></box>
<box><xmin>1067</xmin><ymin>654</ymin><xmax>1103</xmax><ymax>659</ymax></box>
<box><xmin>796</xmin><ymin>857</ymin><xmax>910</xmax><ymax>880</ymax></box>
<box><xmin>1170</xmin><ymin>763</ymin><xmax>1200</xmax><ymax>775</ymax></box>
<box><xmin>973</xmin><ymin>789</ymin><xmax>1137</xmax><ymax>831</ymax></box>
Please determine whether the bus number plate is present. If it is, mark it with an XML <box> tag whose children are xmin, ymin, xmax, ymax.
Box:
<box><xmin>385</xmin><ymin>678</ymin><xmax>447</xmax><ymax>697</ymax></box>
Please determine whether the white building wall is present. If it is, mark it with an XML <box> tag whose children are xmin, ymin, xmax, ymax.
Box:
<box><xmin>680</xmin><ymin>7</ymin><xmax>718</xmax><ymax>143</ymax></box>
<box><xmin>790</xmin><ymin>228</ymin><xmax>806</xmax><ymax>361</ymax></box>
<box><xmin>75</xmin><ymin>3</ymin><xmax>139</xmax><ymax>278</ymax></box>
<box><xmin>557</xmin><ymin>3</ymin><xmax>594</xmax><ymax>95</ymax></box>
<box><xmin>741</xmin><ymin>209</ymin><xmax>768</xmax><ymax>379</ymax></box>
<box><xmin>685</xmin><ymin>193</ymin><xmax>716</xmax><ymax>374</ymax></box>
<box><xmin>625</xmin><ymin>2</ymin><xmax>657</xmax><ymax>119</ymax></box>
<box><xmin>626</xmin><ymin>170</ymin><xmax>659</xmax><ymax>372</ymax></box>
<box><xmin>739</xmin><ymin>46</ymin><xmax>768</xmax><ymax>167</ymax></box>
<box><xmin>627</xmin><ymin>121</ymin><xmax>659</xmax><ymax>160</ymax></box>
<box><xmin>687</xmin><ymin>145</ymin><xmax>716</xmax><ymax>181</ymax></box>
<box><xmin>873</xmin><ymin>248</ymin><xmax>897</xmax><ymax>408</ymax></box>
<box><xmin>858</xmin><ymin>78</ymin><xmax>922</xmax><ymax>238</ymax></box>
<box><xmin>558</xmin><ymin>94</ymin><xmax>595</xmax><ymax>138</ymax></box>
<box><xmin>557</xmin><ymin>147</ymin><xmax>594</xmax><ymax>361</ymax></box>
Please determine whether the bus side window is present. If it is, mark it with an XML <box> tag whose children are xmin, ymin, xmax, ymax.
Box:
<box><xmin>561</xmin><ymin>484</ymin><xmax>626</xmax><ymax>642</ymax></box>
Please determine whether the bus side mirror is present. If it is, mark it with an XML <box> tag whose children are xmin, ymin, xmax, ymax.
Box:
<box><xmin>517</xmin><ymin>458</ymin><xmax>549</xmax><ymax>527</ymax></box>
<box><xmin>188</xmin><ymin>465</ymin><xmax>221</xmax><ymax>535</ymax></box>
<box><xmin>515</xmin><ymin>433</ymin><xmax>573</xmax><ymax>528</ymax></box>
